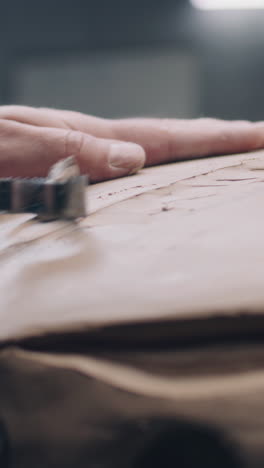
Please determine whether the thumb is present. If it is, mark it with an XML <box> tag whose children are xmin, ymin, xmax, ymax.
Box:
<box><xmin>0</xmin><ymin>119</ymin><xmax>146</xmax><ymax>182</ymax></box>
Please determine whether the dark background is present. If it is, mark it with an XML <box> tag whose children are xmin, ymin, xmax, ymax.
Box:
<box><xmin>0</xmin><ymin>0</ymin><xmax>264</xmax><ymax>120</ymax></box>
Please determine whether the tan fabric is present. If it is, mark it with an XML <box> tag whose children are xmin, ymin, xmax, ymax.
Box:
<box><xmin>2</xmin><ymin>150</ymin><xmax>264</xmax><ymax>467</ymax></box>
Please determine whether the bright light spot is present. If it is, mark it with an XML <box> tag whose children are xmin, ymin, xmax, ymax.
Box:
<box><xmin>191</xmin><ymin>0</ymin><xmax>264</xmax><ymax>9</ymax></box>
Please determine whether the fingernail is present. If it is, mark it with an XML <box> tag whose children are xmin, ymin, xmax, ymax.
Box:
<box><xmin>109</xmin><ymin>143</ymin><xmax>145</xmax><ymax>175</ymax></box>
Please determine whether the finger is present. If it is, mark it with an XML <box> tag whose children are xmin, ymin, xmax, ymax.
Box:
<box><xmin>0</xmin><ymin>119</ymin><xmax>145</xmax><ymax>182</ymax></box>
<box><xmin>110</xmin><ymin>118</ymin><xmax>264</xmax><ymax>166</ymax></box>
<box><xmin>0</xmin><ymin>105</ymin><xmax>114</xmax><ymax>139</ymax></box>
<box><xmin>1</xmin><ymin>107</ymin><xmax>264</xmax><ymax>166</ymax></box>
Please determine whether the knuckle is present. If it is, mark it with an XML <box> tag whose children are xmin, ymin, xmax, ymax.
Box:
<box><xmin>157</xmin><ymin>119</ymin><xmax>181</xmax><ymax>156</ymax></box>
<box><xmin>64</xmin><ymin>130</ymin><xmax>89</xmax><ymax>159</ymax></box>
<box><xmin>0</xmin><ymin>118</ymin><xmax>13</xmax><ymax>136</ymax></box>
<box><xmin>159</xmin><ymin>118</ymin><xmax>174</xmax><ymax>133</ymax></box>
<box><xmin>219</xmin><ymin>130</ymin><xmax>232</xmax><ymax>142</ymax></box>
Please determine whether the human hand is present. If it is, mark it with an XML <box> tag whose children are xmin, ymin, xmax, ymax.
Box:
<box><xmin>0</xmin><ymin>105</ymin><xmax>263</xmax><ymax>182</ymax></box>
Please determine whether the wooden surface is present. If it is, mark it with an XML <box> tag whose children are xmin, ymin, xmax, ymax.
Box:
<box><xmin>3</xmin><ymin>150</ymin><xmax>264</xmax><ymax>468</ymax></box>
<box><xmin>2</xmin><ymin>149</ymin><xmax>264</xmax><ymax>344</ymax></box>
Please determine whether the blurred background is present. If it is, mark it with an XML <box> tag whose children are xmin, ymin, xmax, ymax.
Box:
<box><xmin>0</xmin><ymin>0</ymin><xmax>263</xmax><ymax>120</ymax></box>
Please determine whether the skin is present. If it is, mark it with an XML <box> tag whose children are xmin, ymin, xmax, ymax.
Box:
<box><xmin>0</xmin><ymin>105</ymin><xmax>263</xmax><ymax>182</ymax></box>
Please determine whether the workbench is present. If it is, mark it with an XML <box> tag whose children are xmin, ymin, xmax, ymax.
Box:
<box><xmin>1</xmin><ymin>150</ymin><xmax>264</xmax><ymax>468</ymax></box>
